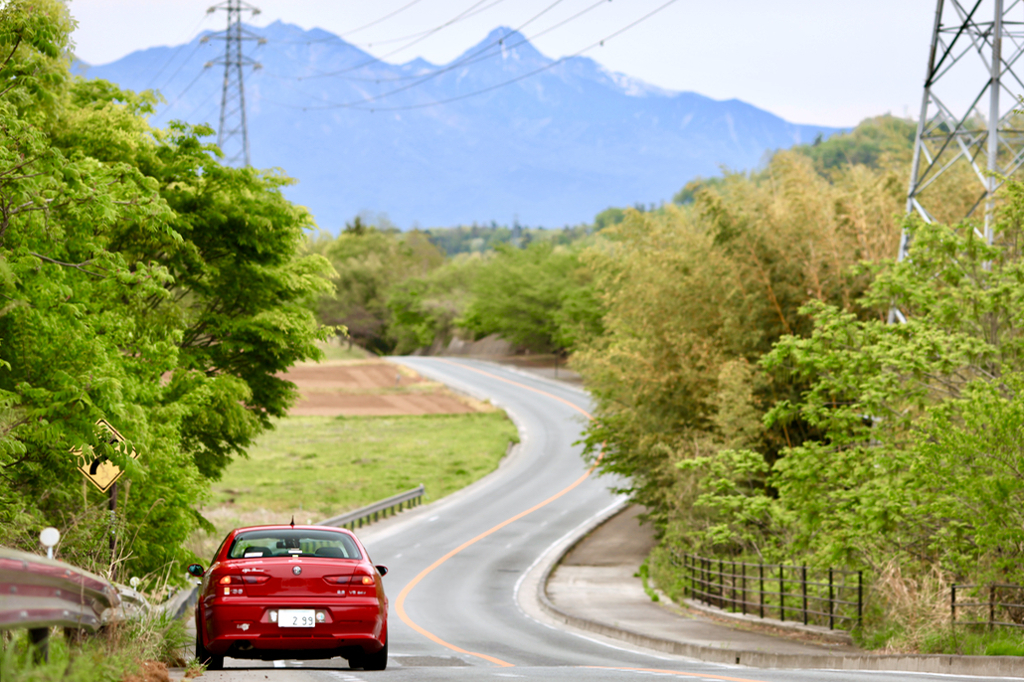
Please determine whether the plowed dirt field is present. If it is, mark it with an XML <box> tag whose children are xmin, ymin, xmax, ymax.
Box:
<box><xmin>282</xmin><ymin>361</ymin><xmax>478</xmax><ymax>416</ymax></box>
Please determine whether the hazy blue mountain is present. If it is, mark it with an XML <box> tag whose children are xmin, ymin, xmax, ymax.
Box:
<box><xmin>80</xmin><ymin>22</ymin><xmax>839</xmax><ymax>230</ymax></box>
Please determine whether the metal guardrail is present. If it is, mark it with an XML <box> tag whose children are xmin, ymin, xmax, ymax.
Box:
<box><xmin>0</xmin><ymin>484</ymin><xmax>428</xmax><ymax>662</ymax></box>
<box><xmin>0</xmin><ymin>547</ymin><xmax>123</xmax><ymax>660</ymax></box>
<box><xmin>673</xmin><ymin>551</ymin><xmax>863</xmax><ymax>631</ymax></box>
<box><xmin>952</xmin><ymin>583</ymin><xmax>1024</xmax><ymax>630</ymax></box>
<box><xmin>153</xmin><ymin>487</ymin><xmax>429</xmax><ymax>628</ymax></box>
<box><xmin>318</xmin><ymin>484</ymin><xmax>425</xmax><ymax>530</ymax></box>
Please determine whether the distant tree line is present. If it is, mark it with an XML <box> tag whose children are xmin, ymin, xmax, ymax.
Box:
<box><xmin>422</xmin><ymin>221</ymin><xmax>594</xmax><ymax>256</ymax></box>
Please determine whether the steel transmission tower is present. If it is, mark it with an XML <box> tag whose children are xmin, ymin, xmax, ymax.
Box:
<box><xmin>895</xmin><ymin>0</ymin><xmax>1024</xmax><ymax>322</ymax></box>
<box><xmin>203</xmin><ymin>0</ymin><xmax>264</xmax><ymax>166</ymax></box>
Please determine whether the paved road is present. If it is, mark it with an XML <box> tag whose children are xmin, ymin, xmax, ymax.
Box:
<box><xmin>202</xmin><ymin>358</ymin><xmax>1009</xmax><ymax>682</ymax></box>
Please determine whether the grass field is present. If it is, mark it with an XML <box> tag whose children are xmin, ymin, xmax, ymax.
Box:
<box><xmin>190</xmin><ymin>411</ymin><xmax>518</xmax><ymax>558</ymax></box>
<box><xmin>315</xmin><ymin>341</ymin><xmax>373</xmax><ymax>362</ymax></box>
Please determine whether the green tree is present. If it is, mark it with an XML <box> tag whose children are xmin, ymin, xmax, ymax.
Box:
<box><xmin>793</xmin><ymin>114</ymin><xmax>915</xmax><ymax>172</ymax></box>
<box><xmin>386</xmin><ymin>255</ymin><xmax>482</xmax><ymax>355</ymax></box>
<box><xmin>316</xmin><ymin>223</ymin><xmax>443</xmax><ymax>353</ymax></box>
<box><xmin>0</xmin><ymin>0</ymin><xmax>331</xmax><ymax>578</ymax></box>
<box><xmin>762</xmin><ymin>194</ymin><xmax>1024</xmax><ymax>580</ymax></box>
<box><xmin>575</xmin><ymin>150</ymin><xmax>905</xmax><ymax>537</ymax></box>
<box><xmin>460</xmin><ymin>241</ymin><xmax>602</xmax><ymax>354</ymax></box>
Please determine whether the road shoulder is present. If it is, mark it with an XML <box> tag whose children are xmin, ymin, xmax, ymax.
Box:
<box><xmin>520</xmin><ymin>504</ymin><xmax>1024</xmax><ymax>678</ymax></box>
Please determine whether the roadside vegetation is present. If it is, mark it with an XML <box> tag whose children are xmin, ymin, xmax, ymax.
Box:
<box><xmin>579</xmin><ymin>121</ymin><xmax>1024</xmax><ymax>653</ymax></box>
<box><xmin>310</xmin><ymin>115</ymin><xmax>1024</xmax><ymax>654</ymax></box>
<box><xmin>1</xmin><ymin>612</ymin><xmax>191</xmax><ymax>682</ymax></box>
<box><xmin>0</xmin><ymin>0</ymin><xmax>333</xmax><ymax>585</ymax></box>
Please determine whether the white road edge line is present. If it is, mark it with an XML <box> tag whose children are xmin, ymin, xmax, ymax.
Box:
<box><xmin>510</xmin><ymin>495</ymin><xmax>690</xmax><ymax>663</ymax></box>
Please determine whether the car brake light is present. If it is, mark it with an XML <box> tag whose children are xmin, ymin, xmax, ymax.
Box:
<box><xmin>323</xmin><ymin>574</ymin><xmax>375</xmax><ymax>586</ymax></box>
<box><xmin>218</xmin><ymin>575</ymin><xmax>268</xmax><ymax>585</ymax></box>
<box><xmin>217</xmin><ymin>574</ymin><xmax>268</xmax><ymax>595</ymax></box>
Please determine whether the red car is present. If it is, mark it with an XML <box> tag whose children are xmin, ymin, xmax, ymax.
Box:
<box><xmin>188</xmin><ymin>524</ymin><xmax>388</xmax><ymax>670</ymax></box>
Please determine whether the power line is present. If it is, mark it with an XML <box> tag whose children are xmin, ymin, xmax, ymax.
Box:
<box><xmin>297</xmin><ymin>0</ymin><xmax>584</xmax><ymax>86</ymax></box>
<box><xmin>145</xmin><ymin>13</ymin><xmax>214</xmax><ymax>90</ymax></box>
<box><xmin>153</xmin><ymin>42</ymin><xmax>204</xmax><ymax>96</ymax></box>
<box><xmin>315</xmin><ymin>0</ymin><xmax>610</xmax><ymax>85</ymax></box>
<box><xmin>334</xmin><ymin>0</ymin><xmax>427</xmax><ymax>38</ymax></box>
<box><xmin>152</xmin><ymin>68</ymin><xmax>209</xmax><ymax>124</ymax></box>
<box><xmin>268</xmin><ymin>0</ymin><xmax>679</xmax><ymax>113</ymax></box>
<box><xmin>260</xmin><ymin>0</ymin><xmax>608</xmax><ymax>108</ymax></box>
<box><xmin>268</xmin><ymin>0</ymin><xmax>499</xmax><ymax>49</ymax></box>
<box><xmin>298</xmin><ymin>0</ymin><xmax>508</xmax><ymax>79</ymax></box>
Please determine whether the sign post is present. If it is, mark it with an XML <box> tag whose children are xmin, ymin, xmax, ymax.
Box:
<box><xmin>71</xmin><ymin>420</ymin><xmax>138</xmax><ymax>580</ymax></box>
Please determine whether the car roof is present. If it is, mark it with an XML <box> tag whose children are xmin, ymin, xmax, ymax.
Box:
<box><xmin>231</xmin><ymin>524</ymin><xmax>352</xmax><ymax>532</ymax></box>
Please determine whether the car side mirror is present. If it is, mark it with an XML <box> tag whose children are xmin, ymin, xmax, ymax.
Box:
<box><xmin>187</xmin><ymin>563</ymin><xmax>205</xmax><ymax>578</ymax></box>
<box><xmin>375</xmin><ymin>565</ymin><xmax>388</xmax><ymax>577</ymax></box>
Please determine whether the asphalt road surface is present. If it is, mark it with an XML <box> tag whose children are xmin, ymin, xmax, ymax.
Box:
<box><xmin>203</xmin><ymin>358</ymin><xmax>1008</xmax><ymax>682</ymax></box>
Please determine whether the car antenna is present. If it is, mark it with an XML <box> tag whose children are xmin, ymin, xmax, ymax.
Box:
<box><xmin>290</xmin><ymin>515</ymin><xmax>295</xmax><ymax>528</ymax></box>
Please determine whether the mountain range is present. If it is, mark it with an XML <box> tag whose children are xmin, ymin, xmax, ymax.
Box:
<box><xmin>80</xmin><ymin>21</ymin><xmax>839</xmax><ymax>230</ymax></box>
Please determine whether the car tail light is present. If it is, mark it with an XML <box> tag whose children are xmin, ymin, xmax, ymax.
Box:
<box><xmin>217</xmin><ymin>574</ymin><xmax>268</xmax><ymax>595</ymax></box>
<box><xmin>218</xmin><ymin>575</ymin><xmax>269</xmax><ymax>585</ymax></box>
<box><xmin>323</xmin><ymin>574</ymin><xmax>375</xmax><ymax>586</ymax></box>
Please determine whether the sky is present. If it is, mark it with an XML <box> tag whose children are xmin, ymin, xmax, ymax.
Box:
<box><xmin>68</xmin><ymin>0</ymin><xmax>942</xmax><ymax>128</ymax></box>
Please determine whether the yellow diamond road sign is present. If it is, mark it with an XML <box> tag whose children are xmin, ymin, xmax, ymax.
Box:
<box><xmin>72</xmin><ymin>419</ymin><xmax>138</xmax><ymax>493</ymax></box>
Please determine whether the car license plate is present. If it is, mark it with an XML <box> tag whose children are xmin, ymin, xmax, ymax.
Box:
<box><xmin>278</xmin><ymin>609</ymin><xmax>315</xmax><ymax>628</ymax></box>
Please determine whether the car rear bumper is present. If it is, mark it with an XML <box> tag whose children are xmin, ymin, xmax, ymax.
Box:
<box><xmin>203</xmin><ymin>600</ymin><xmax>385</xmax><ymax>657</ymax></box>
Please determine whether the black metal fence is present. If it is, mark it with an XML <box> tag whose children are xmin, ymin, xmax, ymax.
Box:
<box><xmin>952</xmin><ymin>583</ymin><xmax>1024</xmax><ymax>631</ymax></box>
<box><xmin>672</xmin><ymin>551</ymin><xmax>862</xmax><ymax>631</ymax></box>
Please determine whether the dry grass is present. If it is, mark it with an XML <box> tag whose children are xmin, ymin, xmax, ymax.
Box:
<box><xmin>866</xmin><ymin>559</ymin><xmax>952</xmax><ymax>653</ymax></box>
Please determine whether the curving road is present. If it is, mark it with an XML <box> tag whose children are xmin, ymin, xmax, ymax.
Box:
<box><xmin>205</xmin><ymin>358</ymin><xmax>1002</xmax><ymax>682</ymax></box>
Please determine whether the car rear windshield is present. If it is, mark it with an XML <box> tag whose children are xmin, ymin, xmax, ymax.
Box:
<box><xmin>227</xmin><ymin>530</ymin><xmax>362</xmax><ymax>560</ymax></box>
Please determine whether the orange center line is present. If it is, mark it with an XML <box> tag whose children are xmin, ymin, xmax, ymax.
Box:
<box><xmin>394</xmin><ymin>358</ymin><xmax>598</xmax><ymax>668</ymax></box>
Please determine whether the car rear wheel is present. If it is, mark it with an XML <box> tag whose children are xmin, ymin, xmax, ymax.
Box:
<box><xmin>195</xmin><ymin>620</ymin><xmax>224</xmax><ymax>671</ymax></box>
<box><xmin>362</xmin><ymin>639</ymin><xmax>388</xmax><ymax>671</ymax></box>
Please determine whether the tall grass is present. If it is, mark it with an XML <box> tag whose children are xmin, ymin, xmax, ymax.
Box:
<box><xmin>1</xmin><ymin>611</ymin><xmax>190</xmax><ymax>682</ymax></box>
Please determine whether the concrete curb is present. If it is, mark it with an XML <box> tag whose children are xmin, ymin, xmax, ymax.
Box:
<box><xmin>533</xmin><ymin>508</ymin><xmax>1024</xmax><ymax>678</ymax></box>
<box><xmin>679</xmin><ymin>598</ymin><xmax>853</xmax><ymax>645</ymax></box>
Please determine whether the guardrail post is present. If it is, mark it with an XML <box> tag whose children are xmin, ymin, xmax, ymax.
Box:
<box><xmin>705</xmin><ymin>557</ymin><xmax>710</xmax><ymax>604</ymax></box>
<box><xmin>779</xmin><ymin>565</ymin><xmax>785</xmax><ymax>622</ymax></box>
<box><xmin>759</xmin><ymin>562</ymin><xmax>764</xmax><ymax>618</ymax></box>
<box><xmin>718</xmin><ymin>558</ymin><xmax>724</xmax><ymax>609</ymax></box>
<box><xmin>700</xmin><ymin>557</ymin><xmax>705</xmax><ymax>603</ymax></box>
<box><xmin>989</xmin><ymin>584</ymin><xmax>996</xmax><ymax>631</ymax></box>
<box><xmin>802</xmin><ymin>565</ymin><xmax>808</xmax><ymax>625</ymax></box>
<box><xmin>741</xmin><ymin>562</ymin><xmax>746</xmax><ymax>616</ymax></box>
<box><xmin>703</xmin><ymin>556</ymin><xmax>708</xmax><ymax>603</ymax></box>
<box><xmin>951</xmin><ymin>584</ymin><xmax>956</xmax><ymax>627</ymax></box>
<box><xmin>29</xmin><ymin>627</ymin><xmax>49</xmax><ymax>663</ymax></box>
<box><xmin>828</xmin><ymin>568</ymin><xmax>834</xmax><ymax>630</ymax></box>
<box><xmin>697</xmin><ymin>557</ymin><xmax>702</xmax><ymax>603</ymax></box>
<box><xmin>731</xmin><ymin>560</ymin><xmax>736</xmax><ymax>612</ymax></box>
<box><xmin>857</xmin><ymin>570</ymin><xmax>863</xmax><ymax>629</ymax></box>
